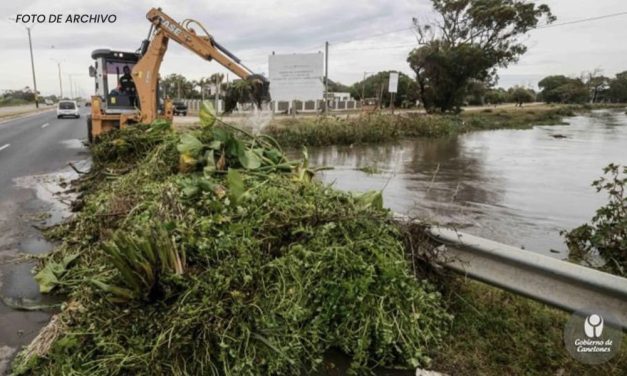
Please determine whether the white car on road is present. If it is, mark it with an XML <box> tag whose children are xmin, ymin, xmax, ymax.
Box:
<box><xmin>57</xmin><ymin>101</ymin><xmax>80</xmax><ymax>119</ymax></box>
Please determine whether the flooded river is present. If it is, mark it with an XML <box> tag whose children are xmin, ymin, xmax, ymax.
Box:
<box><xmin>308</xmin><ymin>109</ymin><xmax>627</xmax><ymax>258</ymax></box>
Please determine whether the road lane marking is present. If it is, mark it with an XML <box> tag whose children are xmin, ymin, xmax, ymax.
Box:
<box><xmin>0</xmin><ymin>144</ymin><xmax>10</xmax><ymax>152</ymax></box>
<box><xmin>41</xmin><ymin>123</ymin><xmax>49</xmax><ymax>128</ymax></box>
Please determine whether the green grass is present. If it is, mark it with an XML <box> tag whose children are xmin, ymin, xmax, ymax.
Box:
<box><xmin>0</xmin><ymin>98</ymin><xmax>31</xmax><ymax>107</ymax></box>
<box><xmin>432</xmin><ymin>279</ymin><xmax>627</xmax><ymax>375</ymax></box>
<box><xmin>263</xmin><ymin>104</ymin><xmax>624</xmax><ymax>148</ymax></box>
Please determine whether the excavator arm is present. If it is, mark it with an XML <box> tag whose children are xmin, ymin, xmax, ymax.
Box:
<box><xmin>132</xmin><ymin>8</ymin><xmax>268</xmax><ymax>123</ymax></box>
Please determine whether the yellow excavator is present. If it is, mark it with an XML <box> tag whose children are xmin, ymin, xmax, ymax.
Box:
<box><xmin>87</xmin><ymin>8</ymin><xmax>269</xmax><ymax>142</ymax></box>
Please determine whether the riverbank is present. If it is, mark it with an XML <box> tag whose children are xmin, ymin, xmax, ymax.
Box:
<box><xmin>263</xmin><ymin>104</ymin><xmax>626</xmax><ymax>148</ymax></box>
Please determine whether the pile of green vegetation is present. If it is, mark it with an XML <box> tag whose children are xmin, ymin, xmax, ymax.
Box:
<box><xmin>13</xmin><ymin>104</ymin><xmax>451</xmax><ymax>375</ymax></box>
<box><xmin>564</xmin><ymin>163</ymin><xmax>627</xmax><ymax>277</ymax></box>
<box><xmin>263</xmin><ymin>105</ymin><xmax>581</xmax><ymax>148</ymax></box>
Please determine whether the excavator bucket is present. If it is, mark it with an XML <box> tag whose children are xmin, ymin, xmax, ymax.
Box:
<box><xmin>247</xmin><ymin>74</ymin><xmax>271</xmax><ymax>108</ymax></box>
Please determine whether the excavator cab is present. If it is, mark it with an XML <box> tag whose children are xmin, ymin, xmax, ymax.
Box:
<box><xmin>87</xmin><ymin>50</ymin><xmax>150</xmax><ymax>142</ymax></box>
<box><xmin>87</xmin><ymin>49</ymin><xmax>167</xmax><ymax>142</ymax></box>
<box><xmin>89</xmin><ymin>50</ymin><xmax>142</xmax><ymax>113</ymax></box>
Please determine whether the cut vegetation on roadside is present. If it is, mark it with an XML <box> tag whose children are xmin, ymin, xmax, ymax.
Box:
<box><xmin>13</xmin><ymin>104</ymin><xmax>451</xmax><ymax>375</ymax></box>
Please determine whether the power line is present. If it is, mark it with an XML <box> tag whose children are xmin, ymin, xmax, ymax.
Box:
<box><xmin>294</xmin><ymin>25</ymin><xmax>415</xmax><ymax>53</ymax></box>
<box><xmin>330</xmin><ymin>10</ymin><xmax>627</xmax><ymax>48</ymax></box>
<box><xmin>333</xmin><ymin>43</ymin><xmax>417</xmax><ymax>53</ymax></box>
<box><xmin>257</xmin><ymin>10</ymin><xmax>627</xmax><ymax>64</ymax></box>
<box><xmin>332</xmin><ymin>26</ymin><xmax>414</xmax><ymax>45</ymax></box>
<box><xmin>535</xmin><ymin>11</ymin><xmax>627</xmax><ymax>30</ymax></box>
<box><xmin>331</xmin><ymin>10</ymin><xmax>627</xmax><ymax>52</ymax></box>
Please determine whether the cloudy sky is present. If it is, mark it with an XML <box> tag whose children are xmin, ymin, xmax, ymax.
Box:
<box><xmin>1</xmin><ymin>0</ymin><xmax>626</xmax><ymax>97</ymax></box>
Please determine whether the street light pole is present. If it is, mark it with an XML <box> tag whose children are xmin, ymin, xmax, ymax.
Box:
<box><xmin>68</xmin><ymin>75</ymin><xmax>73</xmax><ymax>98</ymax></box>
<box><xmin>50</xmin><ymin>59</ymin><xmax>63</xmax><ymax>98</ymax></box>
<box><xmin>26</xmin><ymin>26</ymin><xmax>39</xmax><ymax>108</ymax></box>
<box><xmin>57</xmin><ymin>62</ymin><xmax>63</xmax><ymax>98</ymax></box>
<box><xmin>361</xmin><ymin>72</ymin><xmax>367</xmax><ymax>102</ymax></box>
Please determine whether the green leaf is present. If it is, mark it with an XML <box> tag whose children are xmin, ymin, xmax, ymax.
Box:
<box><xmin>238</xmin><ymin>149</ymin><xmax>262</xmax><ymax>170</ymax></box>
<box><xmin>352</xmin><ymin>190</ymin><xmax>384</xmax><ymax>210</ymax></box>
<box><xmin>148</xmin><ymin>119</ymin><xmax>171</xmax><ymax>133</ymax></box>
<box><xmin>199</xmin><ymin>101</ymin><xmax>216</xmax><ymax>128</ymax></box>
<box><xmin>177</xmin><ymin>134</ymin><xmax>204</xmax><ymax>157</ymax></box>
<box><xmin>34</xmin><ymin>265</ymin><xmax>60</xmax><ymax>294</ymax></box>
<box><xmin>182</xmin><ymin>184</ymin><xmax>199</xmax><ymax>198</ymax></box>
<box><xmin>208</xmin><ymin>140</ymin><xmax>222</xmax><ymax>150</ymax></box>
<box><xmin>264</xmin><ymin>148</ymin><xmax>283</xmax><ymax>164</ymax></box>
<box><xmin>62</xmin><ymin>253</ymin><xmax>79</xmax><ymax>268</ymax></box>
<box><xmin>33</xmin><ymin>253</ymin><xmax>78</xmax><ymax>293</ymax></box>
<box><xmin>227</xmin><ymin>169</ymin><xmax>245</xmax><ymax>203</ymax></box>
<box><xmin>227</xmin><ymin>139</ymin><xmax>245</xmax><ymax>159</ymax></box>
<box><xmin>212</xmin><ymin>128</ymin><xmax>228</xmax><ymax>143</ymax></box>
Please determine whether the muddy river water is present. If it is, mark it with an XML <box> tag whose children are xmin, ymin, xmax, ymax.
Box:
<box><xmin>307</xmin><ymin>109</ymin><xmax>627</xmax><ymax>258</ymax></box>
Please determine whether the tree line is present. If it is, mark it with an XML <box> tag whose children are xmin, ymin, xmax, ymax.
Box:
<box><xmin>538</xmin><ymin>71</ymin><xmax>627</xmax><ymax>104</ymax></box>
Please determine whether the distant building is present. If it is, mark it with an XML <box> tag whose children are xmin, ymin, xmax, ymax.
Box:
<box><xmin>325</xmin><ymin>92</ymin><xmax>353</xmax><ymax>101</ymax></box>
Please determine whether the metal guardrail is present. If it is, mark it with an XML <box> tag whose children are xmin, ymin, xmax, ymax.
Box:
<box><xmin>426</xmin><ymin>226</ymin><xmax>627</xmax><ymax>329</ymax></box>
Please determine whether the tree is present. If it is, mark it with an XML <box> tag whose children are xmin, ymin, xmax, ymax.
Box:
<box><xmin>607</xmin><ymin>71</ymin><xmax>627</xmax><ymax>103</ymax></box>
<box><xmin>223</xmin><ymin>79</ymin><xmax>253</xmax><ymax>113</ymax></box>
<box><xmin>327</xmin><ymin>79</ymin><xmax>350</xmax><ymax>93</ymax></box>
<box><xmin>538</xmin><ymin>75</ymin><xmax>588</xmax><ymax>104</ymax></box>
<box><xmin>584</xmin><ymin>70</ymin><xmax>610</xmax><ymax>103</ymax></box>
<box><xmin>349</xmin><ymin>71</ymin><xmax>419</xmax><ymax>108</ymax></box>
<box><xmin>408</xmin><ymin>0</ymin><xmax>554</xmax><ymax>112</ymax></box>
<box><xmin>161</xmin><ymin>74</ymin><xmax>200</xmax><ymax>99</ymax></box>
<box><xmin>465</xmin><ymin>80</ymin><xmax>488</xmax><ymax>106</ymax></box>
<box><xmin>508</xmin><ymin>86</ymin><xmax>535</xmax><ymax>106</ymax></box>
<box><xmin>484</xmin><ymin>87</ymin><xmax>508</xmax><ymax>105</ymax></box>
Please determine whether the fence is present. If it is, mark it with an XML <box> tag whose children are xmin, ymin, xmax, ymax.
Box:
<box><xmin>181</xmin><ymin>99</ymin><xmax>362</xmax><ymax>115</ymax></box>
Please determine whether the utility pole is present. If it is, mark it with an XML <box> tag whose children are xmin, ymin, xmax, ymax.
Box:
<box><xmin>26</xmin><ymin>27</ymin><xmax>39</xmax><ymax>108</ymax></box>
<box><xmin>324</xmin><ymin>41</ymin><xmax>329</xmax><ymax>113</ymax></box>
<box><xmin>360</xmin><ymin>71</ymin><xmax>373</xmax><ymax>104</ymax></box>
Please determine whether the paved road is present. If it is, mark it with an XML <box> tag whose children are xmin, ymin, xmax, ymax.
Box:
<box><xmin>0</xmin><ymin>108</ymin><xmax>89</xmax><ymax>196</ymax></box>
<box><xmin>0</xmin><ymin>107</ymin><xmax>90</xmax><ymax>373</ymax></box>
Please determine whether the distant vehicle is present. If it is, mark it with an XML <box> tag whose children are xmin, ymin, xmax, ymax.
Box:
<box><xmin>44</xmin><ymin>99</ymin><xmax>54</xmax><ymax>106</ymax></box>
<box><xmin>173</xmin><ymin>101</ymin><xmax>188</xmax><ymax>116</ymax></box>
<box><xmin>57</xmin><ymin>101</ymin><xmax>80</xmax><ymax>119</ymax></box>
